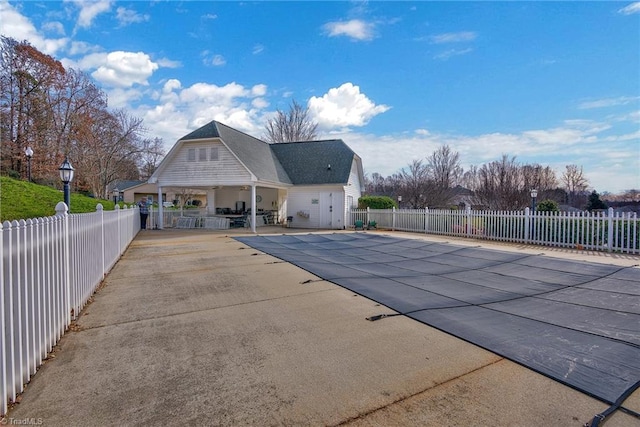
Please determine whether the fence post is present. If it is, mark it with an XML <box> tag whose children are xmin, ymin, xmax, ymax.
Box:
<box><xmin>524</xmin><ymin>207</ymin><xmax>530</xmax><ymax>242</ymax></box>
<box><xmin>466</xmin><ymin>206</ymin><xmax>472</xmax><ymax>238</ymax></box>
<box><xmin>115</xmin><ymin>204</ymin><xmax>123</xmax><ymax>255</ymax></box>
<box><xmin>392</xmin><ymin>207</ymin><xmax>396</xmax><ymax>231</ymax></box>
<box><xmin>97</xmin><ymin>204</ymin><xmax>105</xmax><ymax>278</ymax></box>
<box><xmin>607</xmin><ymin>207</ymin><xmax>614</xmax><ymax>252</ymax></box>
<box><xmin>0</xmin><ymin>221</ymin><xmax>5</xmax><ymax>417</ymax></box>
<box><xmin>366</xmin><ymin>207</ymin><xmax>370</xmax><ymax>226</ymax></box>
<box><xmin>55</xmin><ymin>202</ymin><xmax>71</xmax><ymax>329</ymax></box>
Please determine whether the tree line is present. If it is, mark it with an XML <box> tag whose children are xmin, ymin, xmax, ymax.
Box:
<box><xmin>365</xmin><ymin>147</ymin><xmax>603</xmax><ymax>210</ymax></box>
<box><xmin>0</xmin><ymin>36</ymin><xmax>164</xmax><ymax>199</ymax></box>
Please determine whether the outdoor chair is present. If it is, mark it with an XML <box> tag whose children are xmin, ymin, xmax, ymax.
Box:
<box><xmin>354</xmin><ymin>220</ymin><xmax>364</xmax><ymax>230</ymax></box>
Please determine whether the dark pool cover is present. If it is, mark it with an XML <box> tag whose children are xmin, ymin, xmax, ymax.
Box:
<box><xmin>236</xmin><ymin>233</ymin><xmax>640</xmax><ymax>406</ymax></box>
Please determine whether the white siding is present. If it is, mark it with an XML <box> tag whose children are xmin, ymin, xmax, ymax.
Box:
<box><xmin>287</xmin><ymin>186</ymin><xmax>345</xmax><ymax>229</ymax></box>
<box><xmin>344</xmin><ymin>159</ymin><xmax>363</xmax><ymax>214</ymax></box>
<box><xmin>157</xmin><ymin>140</ymin><xmax>251</xmax><ymax>186</ymax></box>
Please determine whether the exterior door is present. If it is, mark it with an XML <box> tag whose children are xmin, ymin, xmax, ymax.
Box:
<box><xmin>319</xmin><ymin>192</ymin><xmax>334</xmax><ymax>229</ymax></box>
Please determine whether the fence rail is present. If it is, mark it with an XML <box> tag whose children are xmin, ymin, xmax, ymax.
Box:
<box><xmin>350</xmin><ymin>207</ymin><xmax>639</xmax><ymax>254</ymax></box>
<box><xmin>1</xmin><ymin>203</ymin><xmax>139</xmax><ymax>415</ymax></box>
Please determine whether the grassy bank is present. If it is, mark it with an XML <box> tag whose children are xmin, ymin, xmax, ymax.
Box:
<box><xmin>0</xmin><ymin>176</ymin><xmax>121</xmax><ymax>222</ymax></box>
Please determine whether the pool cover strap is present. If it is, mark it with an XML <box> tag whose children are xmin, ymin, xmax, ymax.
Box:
<box><xmin>586</xmin><ymin>380</ymin><xmax>640</xmax><ymax>427</ymax></box>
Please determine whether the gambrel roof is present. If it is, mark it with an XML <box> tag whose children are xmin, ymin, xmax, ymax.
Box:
<box><xmin>152</xmin><ymin>120</ymin><xmax>361</xmax><ymax>187</ymax></box>
<box><xmin>181</xmin><ymin>121</ymin><xmax>292</xmax><ymax>184</ymax></box>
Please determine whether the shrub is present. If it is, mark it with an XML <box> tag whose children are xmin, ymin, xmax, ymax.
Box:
<box><xmin>358</xmin><ymin>195</ymin><xmax>397</xmax><ymax>209</ymax></box>
<box><xmin>537</xmin><ymin>199</ymin><xmax>559</xmax><ymax>212</ymax></box>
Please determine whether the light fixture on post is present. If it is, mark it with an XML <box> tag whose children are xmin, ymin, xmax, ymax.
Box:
<box><xmin>59</xmin><ymin>157</ymin><xmax>75</xmax><ymax>210</ymax></box>
<box><xmin>530</xmin><ymin>189</ymin><xmax>538</xmax><ymax>212</ymax></box>
<box><xmin>113</xmin><ymin>188</ymin><xmax>119</xmax><ymax>204</ymax></box>
<box><xmin>25</xmin><ymin>146</ymin><xmax>33</xmax><ymax>182</ymax></box>
<box><xmin>397</xmin><ymin>195</ymin><xmax>402</xmax><ymax>208</ymax></box>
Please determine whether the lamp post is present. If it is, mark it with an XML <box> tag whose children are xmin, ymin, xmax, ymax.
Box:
<box><xmin>114</xmin><ymin>188</ymin><xmax>119</xmax><ymax>204</ymax></box>
<box><xmin>530</xmin><ymin>189</ymin><xmax>538</xmax><ymax>212</ymax></box>
<box><xmin>25</xmin><ymin>146</ymin><xmax>33</xmax><ymax>181</ymax></box>
<box><xmin>397</xmin><ymin>195</ymin><xmax>402</xmax><ymax>208</ymax></box>
<box><xmin>59</xmin><ymin>157</ymin><xmax>75</xmax><ymax>210</ymax></box>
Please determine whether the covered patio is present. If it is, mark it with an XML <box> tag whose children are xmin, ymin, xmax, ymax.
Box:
<box><xmin>153</xmin><ymin>183</ymin><xmax>290</xmax><ymax>232</ymax></box>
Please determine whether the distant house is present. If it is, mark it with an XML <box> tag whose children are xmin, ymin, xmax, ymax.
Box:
<box><xmin>148</xmin><ymin>121</ymin><xmax>364</xmax><ymax>231</ymax></box>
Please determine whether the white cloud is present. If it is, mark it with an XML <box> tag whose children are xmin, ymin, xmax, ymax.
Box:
<box><xmin>88</xmin><ymin>51</ymin><xmax>159</xmax><ymax>87</ymax></box>
<box><xmin>67</xmin><ymin>0</ymin><xmax>113</xmax><ymax>29</ymax></box>
<box><xmin>0</xmin><ymin>1</ymin><xmax>68</xmax><ymax>55</ymax></box>
<box><xmin>201</xmin><ymin>51</ymin><xmax>226</xmax><ymax>67</ymax></box>
<box><xmin>251</xmin><ymin>84</ymin><xmax>267</xmax><ymax>97</ymax></box>
<box><xmin>252</xmin><ymin>98</ymin><xmax>269</xmax><ymax>109</ymax></box>
<box><xmin>434</xmin><ymin>48</ymin><xmax>473</xmax><ymax>60</ymax></box>
<box><xmin>156</xmin><ymin>58</ymin><xmax>181</xmax><ymax>68</ymax></box>
<box><xmin>430</xmin><ymin>31</ymin><xmax>477</xmax><ymax>44</ymax></box>
<box><xmin>42</xmin><ymin>21</ymin><xmax>65</xmax><ymax>36</ymax></box>
<box><xmin>104</xmin><ymin>87</ymin><xmax>143</xmax><ymax>108</ymax></box>
<box><xmin>308</xmin><ymin>83</ymin><xmax>391</xmax><ymax>129</ymax></box>
<box><xmin>68</xmin><ymin>40</ymin><xmax>100</xmax><ymax>55</ymax></box>
<box><xmin>618</xmin><ymin>2</ymin><xmax>640</xmax><ymax>15</ymax></box>
<box><xmin>252</xmin><ymin>44</ymin><xmax>264</xmax><ymax>55</ymax></box>
<box><xmin>578</xmin><ymin>96</ymin><xmax>640</xmax><ymax>109</ymax></box>
<box><xmin>163</xmin><ymin>79</ymin><xmax>182</xmax><ymax>93</ymax></box>
<box><xmin>322</xmin><ymin>19</ymin><xmax>375</xmax><ymax>41</ymax></box>
<box><xmin>179</xmin><ymin>82</ymin><xmax>249</xmax><ymax>103</ymax></box>
<box><xmin>116</xmin><ymin>6</ymin><xmax>149</xmax><ymax>27</ymax></box>
<box><xmin>210</xmin><ymin>55</ymin><xmax>226</xmax><ymax>66</ymax></box>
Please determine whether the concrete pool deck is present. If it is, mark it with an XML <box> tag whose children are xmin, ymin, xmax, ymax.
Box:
<box><xmin>5</xmin><ymin>228</ymin><xmax>639</xmax><ymax>426</ymax></box>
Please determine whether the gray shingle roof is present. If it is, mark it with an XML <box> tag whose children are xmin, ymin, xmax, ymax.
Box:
<box><xmin>177</xmin><ymin>120</ymin><xmax>355</xmax><ymax>186</ymax></box>
<box><xmin>270</xmin><ymin>140</ymin><xmax>355</xmax><ymax>185</ymax></box>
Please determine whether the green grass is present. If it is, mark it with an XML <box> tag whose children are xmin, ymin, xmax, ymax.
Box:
<box><xmin>0</xmin><ymin>176</ymin><xmax>123</xmax><ymax>222</ymax></box>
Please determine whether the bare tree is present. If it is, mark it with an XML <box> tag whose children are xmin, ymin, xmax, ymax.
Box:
<box><xmin>562</xmin><ymin>164</ymin><xmax>589</xmax><ymax>207</ymax></box>
<box><xmin>264</xmin><ymin>99</ymin><xmax>318</xmax><ymax>143</ymax></box>
<box><xmin>398</xmin><ymin>160</ymin><xmax>431</xmax><ymax>208</ymax></box>
<box><xmin>426</xmin><ymin>145</ymin><xmax>463</xmax><ymax>207</ymax></box>
<box><xmin>473</xmin><ymin>155</ymin><xmax>526</xmax><ymax>210</ymax></box>
<box><xmin>138</xmin><ymin>137</ymin><xmax>165</xmax><ymax>180</ymax></box>
<box><xmin>72</xmin><ymin>109</ymin><xmax>147</xmax><ymax>199</ymax></box>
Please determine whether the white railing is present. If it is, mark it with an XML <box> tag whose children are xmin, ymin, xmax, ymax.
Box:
<box><xmin>350</xmin><ymin>207</ymin><xmax>639</xmax><ymax>254</ymax></box>
<box><xmin>1</xmin><ymin>203</ymin><xmax>139</xmax><ymax>416</ymax></box>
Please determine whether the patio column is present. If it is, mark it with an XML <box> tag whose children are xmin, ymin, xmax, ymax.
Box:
<box><xmin>250</xmin><ymin>185</ymin><xmax>257</xmax><ymax>233</ymax></box>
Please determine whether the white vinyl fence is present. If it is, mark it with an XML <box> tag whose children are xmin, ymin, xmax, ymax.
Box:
<box><xmin>1</xmin><ymin>203</ymin><xmax>139</xmax><ymax>416</ymax></box>
<box><xmin>351</xmin><ymin>207</ymin><xmax>639</xmax><ymax>254</ymax></box>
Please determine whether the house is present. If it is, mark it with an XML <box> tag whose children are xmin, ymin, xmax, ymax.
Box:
<box><xmin>148</xmin><ymin>121</ymin><xmax>364</xmax><ymax>231</ymax></box>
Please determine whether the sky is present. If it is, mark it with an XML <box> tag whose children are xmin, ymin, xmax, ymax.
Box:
<box><xmin>1</xmin><ymin>1</ymin><xmax>639</xmax><ymax>193</ymax></box>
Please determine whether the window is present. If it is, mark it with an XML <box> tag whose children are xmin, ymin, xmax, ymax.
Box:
<box><xmin>210</xmin><ymin>147</ymin><xmax>219</xmax><ymax>161</ymax></box>
<box><xmin>199</xmin><ymin>148</ymin><xmax>207</xmax><ymax>161</ymax></box>
<box><xmin>187</xmin><ymin>148</ymin><xmax>196</xmax><ymax>162</ymax></box>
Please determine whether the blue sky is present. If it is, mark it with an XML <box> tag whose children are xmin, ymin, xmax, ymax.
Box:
<box><xmin>1</xmin><ymin>1</ymin><xmax>639</xmax><ymax>193</ymax></box>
